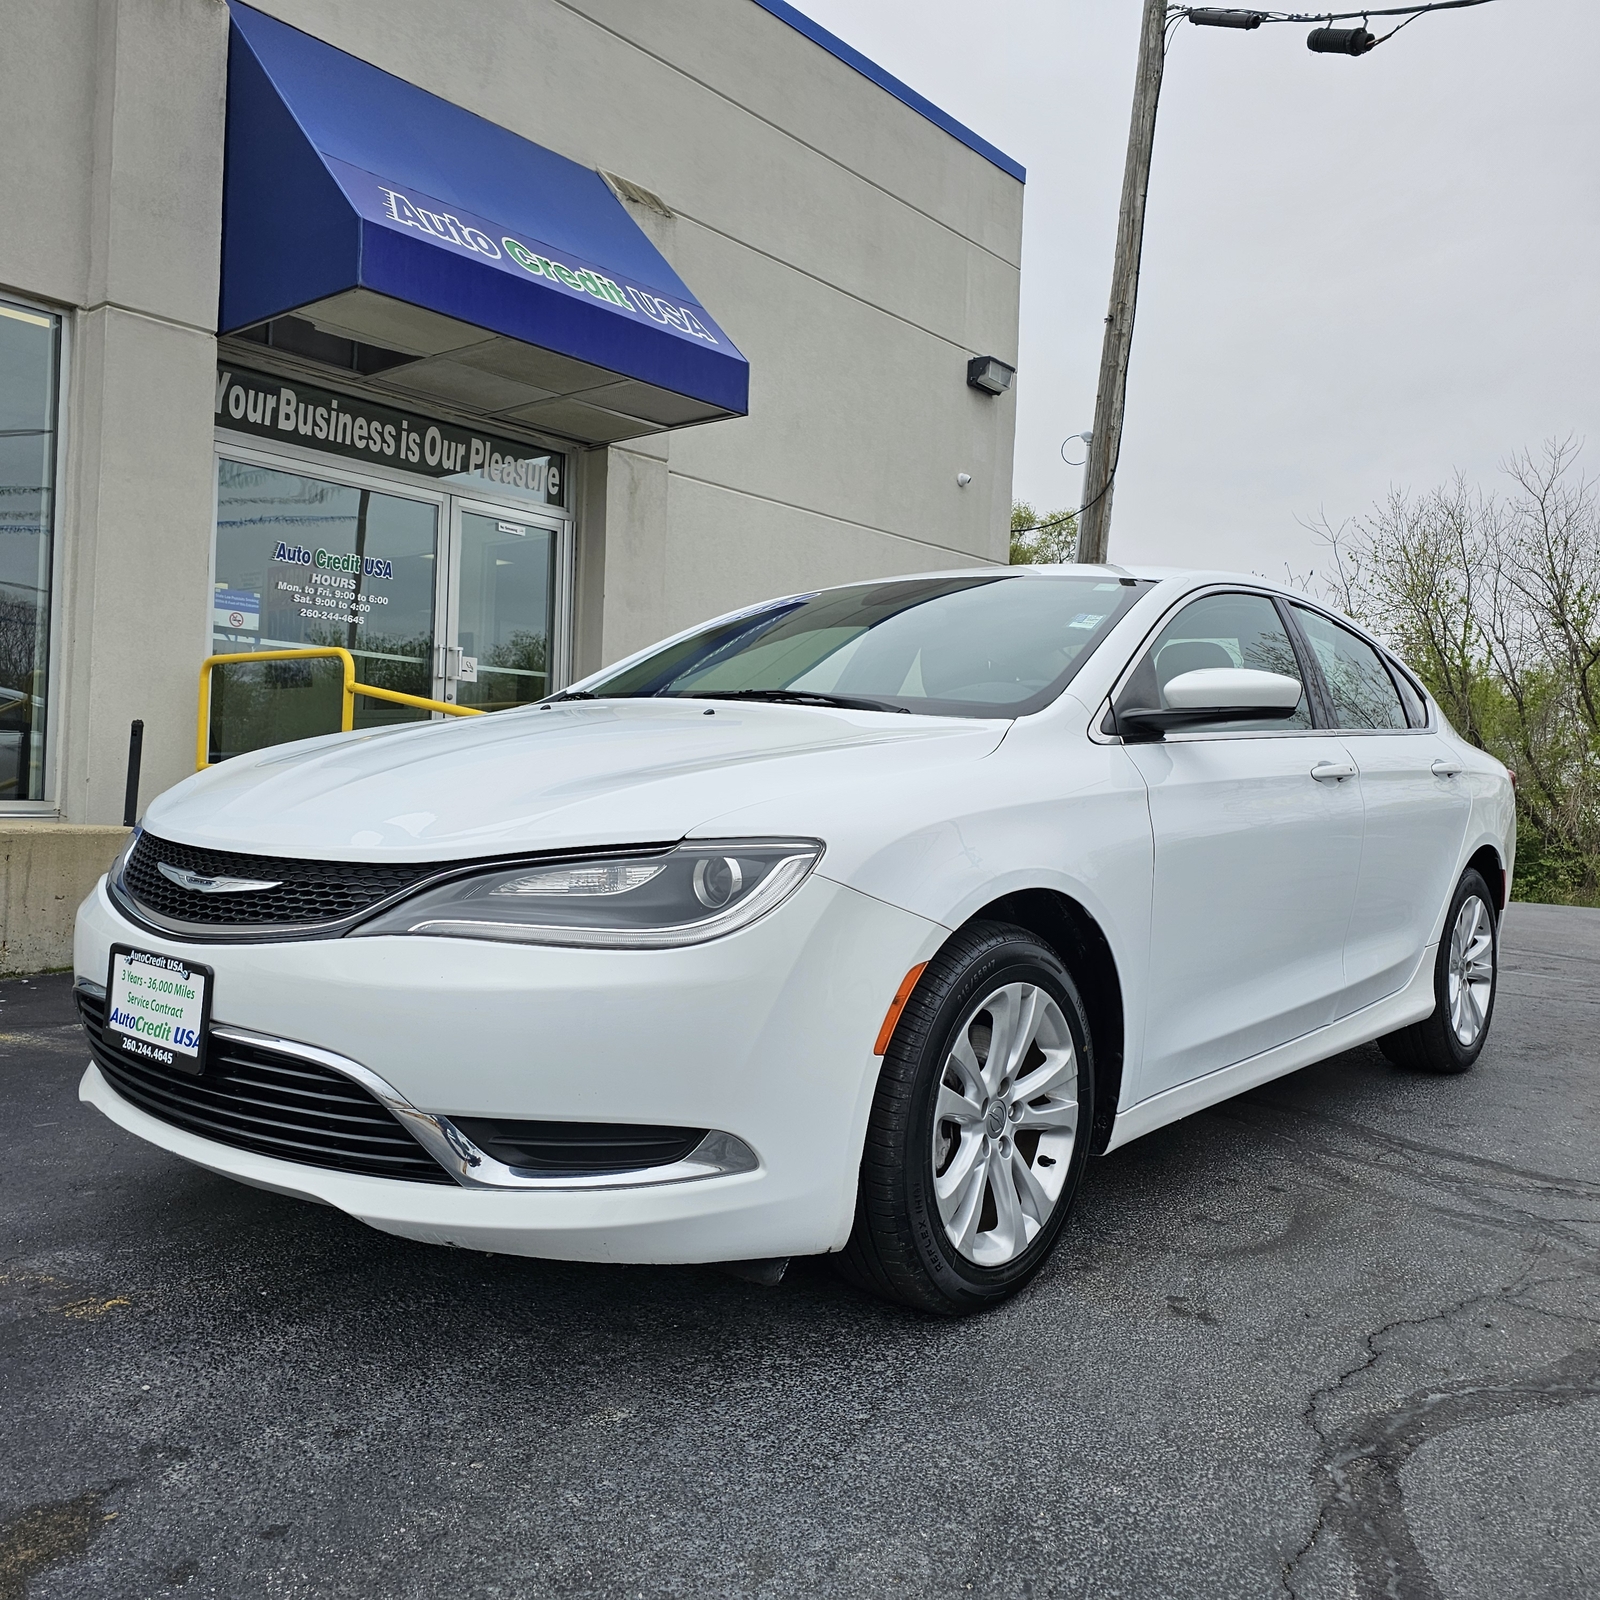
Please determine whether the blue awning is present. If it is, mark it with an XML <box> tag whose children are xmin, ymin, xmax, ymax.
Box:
<box><xmin>220</xmin><ymin>2</ymin><xmax>748</xmax><ymax>443</ymax></box>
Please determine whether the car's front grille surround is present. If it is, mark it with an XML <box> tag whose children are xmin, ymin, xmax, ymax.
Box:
<box><xmin>112</xmin><ymin>831</ymin><xmax>679</xmax><ymax>942</ymax></box>
<box><xmin>120</xmin><ymin>831</ymin><xmax>436</xmax><ymax>929</ymax></box>
<box><xmin>77</xmin><ymin>990</ymin><xmax>455</xmax><ymax>1184</ymax></box>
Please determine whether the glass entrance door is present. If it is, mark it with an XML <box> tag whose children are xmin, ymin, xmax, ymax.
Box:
<box><xmin>211</xmin><ymin>457</ymin><xmax>442</xmax><ymax>760</ymax></box>
<box><xmin>211</xmin><ymin>454</ymin><xmax>567</xmax><ymax>761</ymax></box>
<box><xmin>443</xmin><ymin>505</ymin><xmax>561</xmax><ymax>712</ymax></box>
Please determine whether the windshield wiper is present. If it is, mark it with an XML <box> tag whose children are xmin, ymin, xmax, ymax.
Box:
<box><xmin>544</xmin><ymin>689</ymin><xmax>599</xmax><ymax>701</ymax></box>
<box><xmin>686</xmin><ymin>689</ymin><xmax>908</xmax><ymax>714</ymax></box>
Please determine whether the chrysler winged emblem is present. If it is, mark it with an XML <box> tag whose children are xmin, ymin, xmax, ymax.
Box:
<box><xmin>158</xmin><ymin>862</ymin><xmax>283</xmax><ymax>895</ymax></box>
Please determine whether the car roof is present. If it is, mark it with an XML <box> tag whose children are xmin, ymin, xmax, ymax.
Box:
<box><xmin>855</xmin><ymin>563</ymin><xmax>1305</xmax><ymax>597</ymax></box>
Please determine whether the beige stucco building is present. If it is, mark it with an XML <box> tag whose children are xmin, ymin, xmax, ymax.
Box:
<box><xmin>0</xmin><ymin>0</ymin><xmax>1023</xmax><ymax>964</ymax></box>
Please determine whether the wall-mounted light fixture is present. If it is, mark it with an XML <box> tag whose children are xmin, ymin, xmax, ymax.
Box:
<box><xmin>966</xmin><ymin>355</ymin><xmax>1015</xmax><ymax>396</ymax></box>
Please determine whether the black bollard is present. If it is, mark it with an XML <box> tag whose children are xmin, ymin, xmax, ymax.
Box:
<box><xmin>123</xmin><ymin>719</ymin><xmax>144</xmax><ymax>828</ymax></box>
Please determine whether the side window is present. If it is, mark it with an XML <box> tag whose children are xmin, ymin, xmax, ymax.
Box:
<box><xmin>1390</xmin><ymin>661</ymin><xmax>1429</xmax><ymax>728</ymax></box>
<box><xmin>1115</xmin><ymin>592</ymin><xmax>1311</xmax><ymax>733</ymax></box>
<box><xmin>1291</xmin><ymin>606</ymin><xmax>1407</xmax><ymax>730</ymax></box>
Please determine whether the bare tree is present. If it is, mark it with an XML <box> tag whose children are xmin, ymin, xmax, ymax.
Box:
<box><xmin>1308</xmin><ymin>441</ymin><xmax>1600</xmax><ymax>902</ymax></box>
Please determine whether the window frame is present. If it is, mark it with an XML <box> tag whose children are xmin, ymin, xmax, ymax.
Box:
<box><xmin>0</xmin><ymin>291</ymin><xmax>70</xmax><ymax>816</ymax></box>
<box><xmin>1100</xmin><ymin>583</ymin><xmax>1329</xmax><ymax>743</ymax></box>
<box><xmin>1282</xmin><ymin>599</ymin><xmax>1432</xmax><ymax>736</ymax></box>
<box><xmin>1382</xmin><ymin>651</ymin><xmax>1433</xmax><ymax>730</ymax></box>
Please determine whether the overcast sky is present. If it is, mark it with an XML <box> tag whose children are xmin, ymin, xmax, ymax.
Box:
<box><xmin>799</xmin><ymin>0</ymin><xmax>1600</xmax><ymax>581</ymax></box>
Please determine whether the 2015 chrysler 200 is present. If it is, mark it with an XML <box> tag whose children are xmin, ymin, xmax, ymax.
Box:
<box><xmin>75</xmin><ymin>567</ymin><xmax>1513</xmax><ymax>1315</ymax></box>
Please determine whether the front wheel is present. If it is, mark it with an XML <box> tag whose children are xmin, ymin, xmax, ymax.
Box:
<box><xmin>1379</xmin><ymin>867</ymin><xmax>1498</xmax><ymax>1075</ymax></box>
<box><xmin>838</xmin><ymin>922</ymin><xmax>1094</xmax><ymax>1316</ymax></box>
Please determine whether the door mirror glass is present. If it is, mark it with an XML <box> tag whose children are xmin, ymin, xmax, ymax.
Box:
<box><xmin>1115</xmin><ymin>591</ymin><xmax>1311</xmax><ymax>739</ymax></box>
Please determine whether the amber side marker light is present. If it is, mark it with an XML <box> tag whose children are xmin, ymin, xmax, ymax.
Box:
<box><xmin>874</xmin><ymin>963</ymin><xmax>929</xmax><ymax>1056</ymax></box>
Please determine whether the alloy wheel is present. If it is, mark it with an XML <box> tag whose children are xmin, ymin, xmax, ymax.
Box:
<box><xmin>931</xmin><ymin>982</ymin><xmax>1079</xmax><ymax>1268</ymax></box>
<box><xmin>1447</xmin><ymin>893</ymin><xmax>1494</xmax><ymax>1046</ymax></box>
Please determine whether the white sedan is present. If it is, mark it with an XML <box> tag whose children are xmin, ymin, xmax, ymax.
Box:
<box><xmin>75</xmin><ymin>567</ymin><xmax>1514</xmax><ymax>1314</ymax></box>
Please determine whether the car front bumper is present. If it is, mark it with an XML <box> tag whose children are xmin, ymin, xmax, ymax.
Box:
<box><xmin>75</xmin><ymin>873</ymin><xmax>944</xmax><ymax>1263</ymax></box>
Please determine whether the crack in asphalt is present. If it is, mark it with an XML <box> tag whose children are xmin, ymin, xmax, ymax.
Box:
<box><xmin>1280</xmin><ymin>1267</ymin><xmax>1600</xmax><ymax>1600</ymax></box>
<box><xmin>1217</xmin><ymin>1082</ymin><xmax>1600</xmax><ymax>1598</ymax></box>
<box><xmin>1286</xmin><ymin>1340</ymin><xmax>1600</xmax><ymax>1599</ymax></box>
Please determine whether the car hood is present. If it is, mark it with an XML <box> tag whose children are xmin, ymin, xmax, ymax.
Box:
<box><xmin>143</xmin><ymin>699</ymin><xmax>1011</xmax><ymax>861</ymax></box>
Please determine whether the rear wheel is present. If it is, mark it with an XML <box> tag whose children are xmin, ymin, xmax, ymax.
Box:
<box><xmin>1378</xmin><ymin>868</ymin><xmax>1498</xmax><ymax>1075</ymax></box>
<box><xmin>839</xmin><ymin>922</ymin><xmax>1094</xmax><ymax>1316</ymax></box>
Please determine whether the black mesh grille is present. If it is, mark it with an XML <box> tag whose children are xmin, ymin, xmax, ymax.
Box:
<box><xmin>450</xmin><ymin>1118</ymin><xmax>708</xmax><ymax>1175</ymax></box>
<box><xmin>122</xmin><ymin>832</ymin><xmax>435</xmax><ymax>928</ymax></box>
<box><xmin>78</xmin><ymin>991</ymin><xmax>454</xmax><ymax>1184</ymax></box>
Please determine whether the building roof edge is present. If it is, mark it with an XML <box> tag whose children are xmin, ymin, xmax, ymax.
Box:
<box><xmin>748</xmin><ymin>0</ymin><xmax>1026</xmax><ymax>184</ymax></box>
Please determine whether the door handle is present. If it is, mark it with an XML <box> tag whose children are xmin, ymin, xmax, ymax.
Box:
<box><xmin>1310</xmin><ymin>761</ymin><xmax>1356</xmax><ymax>782</ymax></box>
<box><xmin>1431</xmin><ymin>759</ymin><xmax>1462</xmax><ymax>778</ymax></box>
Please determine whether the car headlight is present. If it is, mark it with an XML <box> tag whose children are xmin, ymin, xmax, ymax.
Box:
<box><xmin>351</xmin><ymin>839</ymin><xmax>824</xmax><ymax>948</ymax></box>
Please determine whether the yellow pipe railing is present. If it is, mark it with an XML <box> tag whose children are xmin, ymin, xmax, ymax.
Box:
<box><xmin>197</xmin><ymin>646</ymin><xmax>482</xmax><ymax>770</ymax></box>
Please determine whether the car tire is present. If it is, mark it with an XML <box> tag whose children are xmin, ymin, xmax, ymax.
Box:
<box><xmin>1378</xmin><ymin>868</ymin><xmax>1499</xmax><ymax>1076</ymax></box>
<box><xmin>837</xmin><ymin>921</ymin><xmax>1095</xmax><ymax>1316</ymax></box>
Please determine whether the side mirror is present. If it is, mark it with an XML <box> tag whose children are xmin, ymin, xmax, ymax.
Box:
<box><xmin>1118</xmin><ymin>668</ymin><xmax>1303</xmax><ymax>741</ymax></box>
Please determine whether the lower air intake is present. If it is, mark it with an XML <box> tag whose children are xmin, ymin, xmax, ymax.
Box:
<box><xmin>78</xmin><ymin>990</ymin><xmax>454</xmax><ymax>1184</ymax></box>
<box><xmin>449</xmin><ymin>1118</ymin><xmax>709</xmax><ymax>1176</ymax></box>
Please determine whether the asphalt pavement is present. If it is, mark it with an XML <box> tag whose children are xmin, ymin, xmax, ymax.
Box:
<box><xmin>3</xmin><ymin>904</ymin><xmax>1598</xmax><ymax>1599</ymax></box>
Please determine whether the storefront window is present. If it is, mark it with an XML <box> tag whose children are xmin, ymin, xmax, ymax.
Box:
<box><xmin>0</xmin><ymin>300</ymin><xmax>60</xmax><ymax>804</ymax></box>
<box><xmin>210</xmin><ymin>459</ymin><xmax>439</xmax><ymax>760</ymax></box>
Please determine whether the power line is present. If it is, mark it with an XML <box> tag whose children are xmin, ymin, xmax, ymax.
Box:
<box><xmin>1183</xmin><ymin>1</ymin><xmax>1498</xmax><ymax>22</ymax></box>
<box><xmin>1012</xmin><ymin>509</ymin><xmax>1080</xmax><ymax>536</ymax></box>
<box><xmin>1183</xmin><ymin>0</ymin><xmax>1500</xmax><ymax>51</ymax></box>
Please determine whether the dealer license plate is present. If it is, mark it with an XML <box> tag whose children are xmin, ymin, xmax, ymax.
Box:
<box><xmin>105</xmin><ymin>945</ymin><xmax>214</xmax><ymax>1076</ymax></box>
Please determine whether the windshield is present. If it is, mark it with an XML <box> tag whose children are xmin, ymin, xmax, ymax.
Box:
<box><xmin>573</xmin><ymin>574</ymin><xmax>1149</xmax><ymax>718</ymax></box>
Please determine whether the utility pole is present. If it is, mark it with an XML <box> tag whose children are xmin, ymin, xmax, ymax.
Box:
<box><xmin>1075</xmin><ymin>0</ymin><xmax>1168</xmax><ymax>565</ymax></box>
<box><xmin>1072</xmin><ymin>0</ymin><xmax>1495</xmax><ymax>565</ymax></box>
